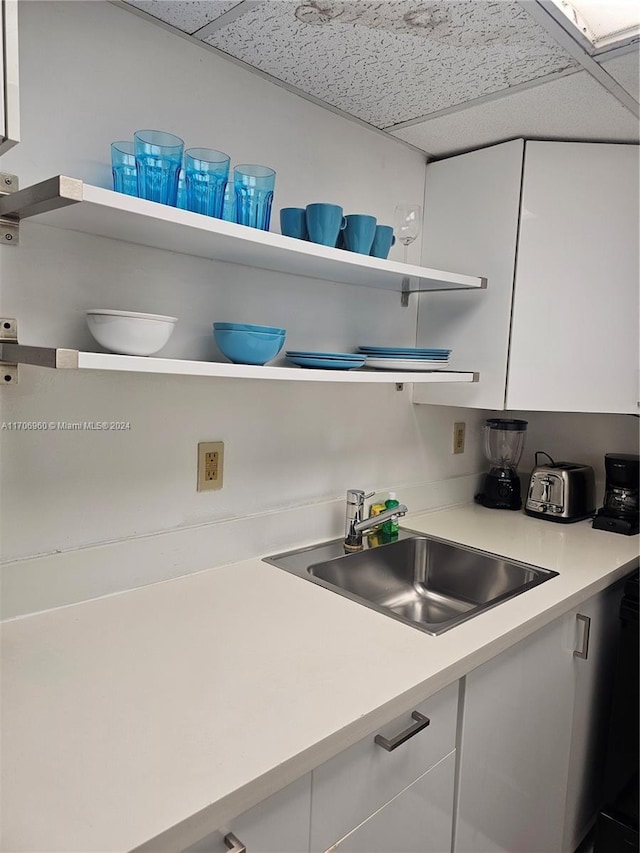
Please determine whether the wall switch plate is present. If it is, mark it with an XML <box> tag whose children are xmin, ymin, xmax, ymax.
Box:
<box><xmin>197</xmin><ymin>441</ymin><xmax>224</xmax><ymax>491</ymax></box>
<box><xmin>453</xmin><ymin>422</ymin><xmax>466</xmax><ymax>454</ymax></box>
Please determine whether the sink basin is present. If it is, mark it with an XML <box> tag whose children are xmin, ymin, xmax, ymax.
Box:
<box><xmin>265</xmin><ymin>531</ymin><xmax>558</xmax><ymax>635</ymax></box>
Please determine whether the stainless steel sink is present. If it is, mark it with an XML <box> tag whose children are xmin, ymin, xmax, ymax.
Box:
<box><xmin>265</xmin><ymin>530</ymin><xmax>558</xmax><ymax>635</ymax></box>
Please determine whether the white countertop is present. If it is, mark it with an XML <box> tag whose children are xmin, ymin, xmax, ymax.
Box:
<box><xmin>2</xmin><ymin>504</ymin><xmax>638</xmax><ymax>852</ymax></box>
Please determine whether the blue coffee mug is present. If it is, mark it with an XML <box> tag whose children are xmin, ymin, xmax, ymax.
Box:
<box><xmin>343</xmin><ymin>214</ymin><xmax>377</xmax><ymax>255</ymax></box>
<box><xmin>306</xmin><ymin>203</ymin><xmax>347</xmax><ymax>247</ymax></box>
<box><xmin>370</xmin><ymin>224</ymin><xmax>396</xmax><ymax>259</ymax></box>
<box><xmin>280</xmin><ymin>207</ymin><xmax>308</xmax><ymax>240</ymax></box>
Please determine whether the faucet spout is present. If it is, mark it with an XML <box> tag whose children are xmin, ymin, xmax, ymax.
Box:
<box><xmin>344</xmin><ymin>488</ymin><xmax>408</xmax><ymax>551</ymax></box>
<box><xmin>354</xmin><ymin>505</ymin><xmax>408</xmax><ymax>535</ymax></box>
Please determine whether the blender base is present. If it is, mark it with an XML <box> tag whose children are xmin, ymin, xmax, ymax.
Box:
<box><xmin>475</xmin><ymin>473</ymin><xmax>523</xmax><ymax>511</ymax></box>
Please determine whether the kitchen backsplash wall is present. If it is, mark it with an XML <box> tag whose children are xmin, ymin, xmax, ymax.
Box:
<box><xmin>513</xmin><ymin>410</ymin><xmax>640</xmax><ymax>500</ymax></box>
<box><xmin>0</xmin><ymin>1</ymin><xmax>488</xmax><ymax>612</ymax></box>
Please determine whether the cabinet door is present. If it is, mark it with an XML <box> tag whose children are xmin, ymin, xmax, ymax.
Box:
<box><xmin>328</xmin><ymin>751</ymin><xmax>455</xmax><ymax>853</ymax></box>
<box><xmin>563</xmin><ymin>582</ymin><xmax>624</xmax><ymax>851</ymax></box>
<box><xmin>455</xmin><ymin>614</ymin><xmax>575</xmax><ymax>853</ymax></box>
<box><xmin>182</xmin><ymin>774</ymin><xmax>311</xmax><ymax>853</ymax></box>
<box><xmin>414</xmin><ymin>139</ymin><xmax>524</xmax><ymax>409</ymax></box>
<box><xmin>506</xmin><ymin>141</ymin><xmax>639</xmax><ymax>414</ymax></box>
<box><xmin>0</xmin><ymin>0</ymin><xmax>20</xmax><ymax>154</ymax></box>
<box><xmin>456</xmin><ymin>583</ymin><xmax>625</xmax><ymax>853</ymax></box>
<box><xmin>310</xmin><ymin>683</ymin><xmax>458</xmax><ymax>852</ymax></box>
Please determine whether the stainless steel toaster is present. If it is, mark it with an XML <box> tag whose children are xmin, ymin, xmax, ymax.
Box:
<box><xmin>525</xmin><ymin>462</ymin><xmax>596</xmax><ymax>523</ymax></box>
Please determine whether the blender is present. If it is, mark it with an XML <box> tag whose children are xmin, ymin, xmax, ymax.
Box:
<box><xmin>476</xmin><ymin>418</ymin><xmax>528</xmax><ymax>510</ymax></box>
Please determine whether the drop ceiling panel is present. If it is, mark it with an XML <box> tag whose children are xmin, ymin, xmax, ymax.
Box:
<box><xmin>391</xmin><ymin>70</ymin><xmax>640</xmax><ymax>156</ymax></box>
<box><xmin>600</xmin><ymin>51</ymin><xmax>640</xmax><ymax>102</ymax></box>
<box><xmin>202</xmin><ymin>0</ymin><xmax>579</xmax><ymax>128</ymax></box>
<box><xmin>124</xmin><ymin>0</ymin><xmax>243</xmax><ymax>34</ymax></box>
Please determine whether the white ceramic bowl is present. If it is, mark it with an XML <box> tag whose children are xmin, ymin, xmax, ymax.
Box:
<box><xmin>86</xmin><ymin>309</ymin><xmax>178</xmax><ymax>356</ymax></box>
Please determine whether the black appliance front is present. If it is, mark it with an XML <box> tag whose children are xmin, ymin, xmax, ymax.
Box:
<box><xmin>593</xmin><ymin>453</ymin><xmax>639</xmax><ymax>536</ymax></box>
<box><xmin>594</xmin><ymin>571</ymin><xmax>639</xmax><ymax>852</ymax></box>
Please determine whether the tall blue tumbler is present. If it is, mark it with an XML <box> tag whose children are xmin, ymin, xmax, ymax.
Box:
<box><xmin>111</xmin><ymin>141</ymin><xmax>138</xmax><ymax>197</ymax></box>
<box><xmin>234</xmin><ymin>164</ymin><xmax>275</xmax><ymax>231</ymax></box>
<box><xmin>184</xmin><ymin>148</ymin><xmax>230</xmax><ymax>218</ymax></box>
<box><xmin>134</xmin><ymin>129</ymin><xmax>184</xmax><ymax>206</ymax></box>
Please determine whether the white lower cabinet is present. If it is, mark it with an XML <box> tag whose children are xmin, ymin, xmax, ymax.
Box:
<box><xmin>454</xmin><ymin>583</ymin><xmax>623</xmax><ymax>853</ymax></box>
<box><xmin>184</xmin><ymin>682</ymin><xmax>458</xmax><ymax>853</ymax></box>
<box><xmin>183</xmin><ymin>582</ymin><xmax>624</xmax><ymax>853</ymax></box>
<box><xmin>327</xmin><ymin>751</ymin><xmax>456</xmax><ymax>853</ymax></box>
<box><xmin>310</xmin><ymin>682</ymin><xmax>458</xmax><ymax>853</ymax></box>
<box><xmin>182</xmin><ymin>774</ymin><xmax>312</xmax><ymax>853</ymax></box>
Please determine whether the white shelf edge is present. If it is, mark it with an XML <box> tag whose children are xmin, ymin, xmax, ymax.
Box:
<box><xmin>0</xmin><ymin>344</ymin><xmax>478</xmax><ymax>383</ymax></box>
<box><xmin>74</xmin><ymin>352</ymin><xmax>477</xmax><ymax>384</ymax></box>
<box><xmin>1</xmin><ymin>176</ymin><xmax>487</xmax><ymax>294</ymax></box>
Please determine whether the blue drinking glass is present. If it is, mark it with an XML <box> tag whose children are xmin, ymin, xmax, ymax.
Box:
<box><xmin>111</xmin><ymin>141</ymin><xmax>138</xmax><ymax>197</ymax></box>
<box><xmin>175</xmin><ymin>169</ymin><xmax>187</xmax><ymax>210</ymax></box>
<box><xmin>134</xmin><ymin>129</ymin><xmax>184</xmax><ymax>206</ymax></box>
<box><xmin>234</xmin><ymin>164</ymin><xmax>276</xmax><ymax>231</ymax></box>
<box><xmin>184</xmin><ymin>148</ymin><xmax>231</xmax><ymax>218</ymax></box>
<box><xmin>222</xmin><ymin>181</ymin><xmax>236</xmax><ymax>222</ymax></box>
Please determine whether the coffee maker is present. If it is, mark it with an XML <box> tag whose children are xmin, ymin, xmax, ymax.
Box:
<box><xmin>475</xmin><ymin>418</ymin><xmax>528</xmax><ymax>510</ymax></box>
<box><xmin>593</xmin><ymin>453</ymin><xmax>639</xmax><ymax>535</ymax></box>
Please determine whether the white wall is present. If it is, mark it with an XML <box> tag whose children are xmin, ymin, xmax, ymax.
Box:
<box><xmin>513</xmin><ymin>410</ymin><xmax>640</xmax><ymax>503</ymax></box>
<box><xmin>0</xmin><ymin>1</ymin><xmax>490</xmax><ymax>615</ymax></box>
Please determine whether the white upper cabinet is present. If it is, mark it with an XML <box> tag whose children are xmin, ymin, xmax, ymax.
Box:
<box><xmin>506</xmin><ymin>141</ymin><xmax>639</xmax><ymax>414</ymax></box>
<box><xmin>0</xmin><ymin>0</ymin><xmax>19</xmax><ymax>154</ymax></box>
<box><xmin>415</xmin><ymin>140</ymin><xmax>639</xmax><ymax>414</ymax></box>
<box><xmin>415</xmin><ymin>139</ymin><xmax>524</xmax><ymax>410</ymax></box>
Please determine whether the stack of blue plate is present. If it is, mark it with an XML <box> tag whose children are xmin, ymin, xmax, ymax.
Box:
<box><xmin>357</xmin><ymin>345</ymin><xmax>452</xmax><ymax>371</ymax></box>
<box><xmin>285</xmin><ymin>350</ymin><xmax>366</xmax><ymax>370</ymax></box>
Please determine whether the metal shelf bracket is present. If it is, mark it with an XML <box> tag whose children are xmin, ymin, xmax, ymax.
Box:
<box><xmin>401</xmin><ymin>276</ymin><xmax>488</xmax><ymax>306</ymax></box>
<box><xmin>401</xmin><ymin>278</ymin><xmax>411</xmax><ymax>307</ymax></box>
<box><xmin>0</xmin><ymin>174</ymin><xmax>84</xmax><ymax>229</ymax></box>
<box><xmin>0</xmin><ymin>318</ymin><xmax>19</xmax><ymax>384</ymax></box>
<box><xmin>0</xmin><ymin>174</ymin><xmax>20</xmax><ymax>245</ymax></box>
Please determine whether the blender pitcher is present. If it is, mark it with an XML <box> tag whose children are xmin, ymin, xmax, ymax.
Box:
<box><xmin>476</xmin><ymin>419</ymin><xmax>528</xmax><ymax>510</ymax></box>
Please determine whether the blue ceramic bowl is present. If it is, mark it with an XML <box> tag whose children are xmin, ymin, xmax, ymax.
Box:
<box><xmin>213</xmin><ymin>322</ymin><xmax>286</xmax><ymax>335</ymax></box>
<box><xmin>214</xmin><ymin>327</ymin><xmax>286</xmax><ymax>365</ymax></box>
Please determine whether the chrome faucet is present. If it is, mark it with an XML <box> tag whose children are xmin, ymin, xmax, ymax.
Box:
<box><xmin>344</xmin><ymin>489</ymin><xmax>408</xmax><ymax>551</ymax></box>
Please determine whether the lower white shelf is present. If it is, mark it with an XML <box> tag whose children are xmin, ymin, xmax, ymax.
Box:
<box><xmin>0</xmin><ymin>344</ymin><xmax>478</xmax><ymax>384</ymax></box>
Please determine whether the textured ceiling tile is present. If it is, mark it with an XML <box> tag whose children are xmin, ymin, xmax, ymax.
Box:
<box><xmin>599</xmin><ymin>51</ymin><xmax>640</xmax><ymax>103</ymax></box>
<box><xmin>124</xmin><ymin>0</ymin><xmax>243</xmax><ymax>34</ymax></box>
<box><xmin>390</xmin><ymin>71</ymin><xmax>640</xmax><ymax>156</ymax></box>
<box><xmin>204</xmin><ymin>0</ymin><xmax>579</xmax><ymax>127</ymax></box>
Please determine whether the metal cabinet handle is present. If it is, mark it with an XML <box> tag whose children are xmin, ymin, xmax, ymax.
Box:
<box><xmin>374</xmin><ymin>711</ymin><xmax>430</xmax><ymax>752</ymax></box>
<box><xmin>224</xmin><ymin>832</ymin><xmax>246</xmax><ymax>853</ymax></box>
<box><xmin>574</xmin><ymin>613</ymin><xmax>591</xmax><ymax>660</ymax></box>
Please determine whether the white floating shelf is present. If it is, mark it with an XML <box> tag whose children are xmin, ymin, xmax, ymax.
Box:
<box><xmin>0</xmin><ymin>176</ymin><xmax>487</xmax><ymax>295</ymax></box>
<box><xmin>0</xmin><ymin>344</ymin><xmax>478</xmax><ymax>384</ymax></box>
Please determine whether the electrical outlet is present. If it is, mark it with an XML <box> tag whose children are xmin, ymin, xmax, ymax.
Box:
<box><xmin>197</xmin><ymin>441</ymin><xmax>224</xmax><ymax>491</ymax></box>
<box><xmin>453</xmin><ymin>422</ymin><xmax>466</xmax><ymax>454</ymax></box>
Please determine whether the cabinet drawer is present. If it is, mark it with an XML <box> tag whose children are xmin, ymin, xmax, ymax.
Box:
<box><xmin>310</xmin><ymin>682</ymin><xmax>458</xmax><ymax>852</ymax></box>
<box><xmin>182</xmin><ymin>774</ymin><xmax>311</xmax><ymax>853</ymax></box>
<box><xmin>328</xmin><ymin>751</ymin><xmax>455</xmax><ymax>853</ymax></box>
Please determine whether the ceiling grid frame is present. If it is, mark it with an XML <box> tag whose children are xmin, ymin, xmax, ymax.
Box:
<box><xmin>117</xmin><ymin>0</ymin><xmax>640</xmax><ymax>157</ymax></box>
